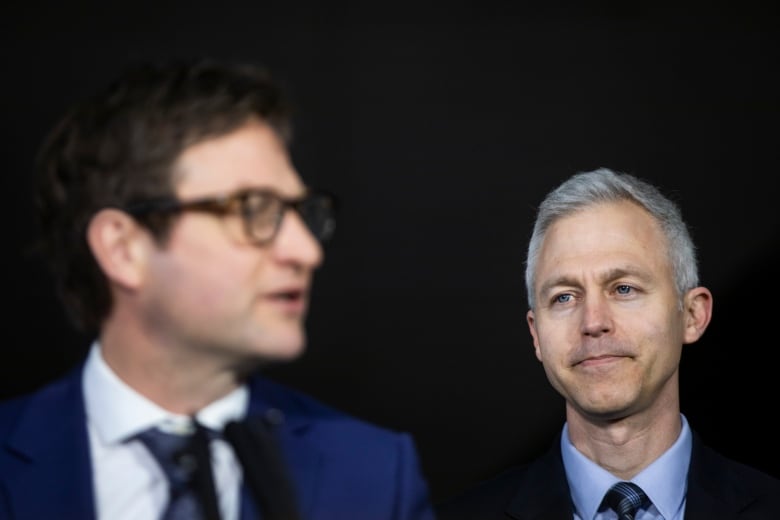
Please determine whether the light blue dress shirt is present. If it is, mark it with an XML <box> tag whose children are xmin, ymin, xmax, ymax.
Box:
<box><xmin>561</xmin><ymin>414</ymin><xmax>692</xmax><ymax>520</ymax></box>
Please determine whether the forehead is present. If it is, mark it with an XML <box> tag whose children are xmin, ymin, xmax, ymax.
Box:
<box><xmin>537</xmin><ymin>200</ymin><xmax>671</xmax><ymax>281</ymax></box>
<box><xmin>172</xmin><ymin>119</ymin><xmax>303</xmax><ymax>198</ymax></box>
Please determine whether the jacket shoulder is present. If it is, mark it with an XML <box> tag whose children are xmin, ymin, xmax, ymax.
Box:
<box><xmin>694</xmin><ymin>440</ymin><xmax>780</xmax><ymax>487</ymax></box>
<box><xmin>247</xmin><ymin>376</ymin><xmax>435</xmax><ymax>519</ymax></box>
<box><xmin>0</xmin><ymin>366</ymin><xmax>84</xmax><ymax>442</ymax></box>
<box><xmin>437</xmin><ymin>465</ymin><xmax>530</xmax><ymax>520</ymax></box>
<box><xmin>688</xmin><ymin>433</ymin><xmax>780</xmax><ymax>517</ymax></box>
<box><xmin>247</xmin><ymin>375</ymin><xmax>412</xmax><ymax>444</ymax></box>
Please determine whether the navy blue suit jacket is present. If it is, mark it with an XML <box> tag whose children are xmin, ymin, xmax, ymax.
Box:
<box><xmin>0</xmin><ymin>363</ymin><xmax>436</xmax><ymax>520</ymax></box>
<box><xmin>436</xmin><ymin>432</ymin><xmax>780</xmax><ymax>520</ymax></box>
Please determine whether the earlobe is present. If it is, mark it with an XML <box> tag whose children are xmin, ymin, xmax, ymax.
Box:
<box><xmin>87</xmin><ymin>208</ymin><xmax>149</xmax><ymax>289</ymax></box>
<box><xmin>683</xmin><ymin>287</ymin><xmax>713</xmax><ymax>344</ymax></box>
<box><xmin>527</xmin><ymin>310</ymin><xmax>543</xmax><ymax>362</ymax></box>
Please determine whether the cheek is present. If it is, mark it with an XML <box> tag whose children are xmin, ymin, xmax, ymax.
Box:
<box><xmin>620</xmin><ymin>310</ymin><xmax>685</xmax><ymax>376</ymax></box>
<box><xmin>150</xmin><ymin>244</ymin><xmax>259</xmax><ymax>309</ymax></box>
<box><xmin>533</xmin><ymin>323</ymin><xmax>571</xmax><ymax>365</ymax></box>
<box><xmin>629</xmin><ymin>304</ymin><xmax>685</xmax><ymax>343</ymax></box>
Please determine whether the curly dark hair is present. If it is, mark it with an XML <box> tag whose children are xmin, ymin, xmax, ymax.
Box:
<box><xmin>33</xmin><ymin>58</ymin><xmax>294</xmax><ymax>335</ymax></box>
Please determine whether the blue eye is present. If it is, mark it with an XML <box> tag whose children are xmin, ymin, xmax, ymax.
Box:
<box><xmin>554</xmin><ymin>294</ymin><xmax>572</xmax><ymax>304</ymax></box>
<box><xmin>615</xmin><ymin>285</ymin><xmax>633</xmax><ymax>295</ymax></box>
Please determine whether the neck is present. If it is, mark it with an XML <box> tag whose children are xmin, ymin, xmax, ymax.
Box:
<box><xmin>98</xmin><ymin>312</ymin><xmax>252</xmax><ymax>415</ymax></box>
<box><xmin>565</xmin><ymin>383</ymin><xmax>682</xmax><ymax>480</ymax></box>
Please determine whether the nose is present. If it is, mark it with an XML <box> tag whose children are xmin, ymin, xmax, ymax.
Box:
<box><xmin>580</xmin><ymin>293</ymin><xmax>613</xmax><ymax>338</ymax></box>
<box><xmin>272</xmin><ymin>208</ymin><xmax>324</xmax><ymax>269</ymax></box>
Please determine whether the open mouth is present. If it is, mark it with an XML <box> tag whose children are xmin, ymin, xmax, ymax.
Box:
<box><xmin>271</xmin><ymin>290</ymin><xmax>303</xmax><ymax>301</ymax></box>
<box><xmin>267</xmin><ymin>289</ymin><xmax>307</xmax><ymax>313</ymax></box>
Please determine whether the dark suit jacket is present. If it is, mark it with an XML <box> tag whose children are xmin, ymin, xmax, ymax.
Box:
<box><xmin>437</xmin><ymin>432</ymin><xmax>780</xmax><ymax>520</ymax></box>
<box><xmin>0</xmin><ymin>363</ymin><xmax>436</xmax><ymax>520</ymax></box>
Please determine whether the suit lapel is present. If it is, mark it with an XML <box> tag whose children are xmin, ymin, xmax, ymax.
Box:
<box><xmin>3</xmin><ymin>366</ymin><xmax>96</xmax><ymax>519</ymax></box>
<box><xmin>684</xmin><ymin>434</ymin><xmax>743</xmax><ymax>519</ymax></box>
<box><xmin>246</xmin><ymin>377</ymin><xmax>322</xmax><ymax>518</ymax></box>
<box><xmin>505</xmin><ymin>440</ymin><xmax>573</xmax><ymax>520</ymax></box>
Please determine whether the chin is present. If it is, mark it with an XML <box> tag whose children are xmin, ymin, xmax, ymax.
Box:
<box><xmin>270</xmin><ymin>344</ymin><xmax>306</xmax><ymax>362</ymax></box>
<box><xmin>237</xmin><ymin>324</ymin><xmax>308</xmax><ymax>363</ymax></box>
<box><xmin>259</xmin><ymin>333</ymin><xmax>307</xmax><ymax>361</ymax></box>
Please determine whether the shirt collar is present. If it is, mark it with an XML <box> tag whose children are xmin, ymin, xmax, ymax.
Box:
<box><xmin>82</xmin><ymin>341</ymin><xmax>249</xmax><ymax>444</ymax></box>
<box><xmin>562</xmin><ymin>415</ymin><xmax>691</xmax><ymax>519</ymax></box>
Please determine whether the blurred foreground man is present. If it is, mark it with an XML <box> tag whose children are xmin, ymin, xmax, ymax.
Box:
<box><xmin>0</xmin><ymin>59</ymin><xmax>435</xmax><ymax>520</ymax></box>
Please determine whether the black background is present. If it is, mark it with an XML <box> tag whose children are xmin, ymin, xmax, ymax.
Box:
<box><xmin>3</xmin><ymin>1</ymin><xmax>779</xmax><ymax>504</ymax></box>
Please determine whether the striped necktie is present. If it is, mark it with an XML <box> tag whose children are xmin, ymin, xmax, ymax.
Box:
<box><xmin>603</xmin><ymin>481</ymin><xmax>649</xmax><ymax>520</ymax></box>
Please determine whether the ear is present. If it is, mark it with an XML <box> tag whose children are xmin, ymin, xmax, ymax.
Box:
<box><xmin>86</xmin><ymin>208</ymin><xmax>151</xmax><ymax>289</ymax></box>
<box><xmin>682</xmin><ymin>286</ymin><xmax>713</xmax><ymax>344</ymax></box>
<box><xmin>526</xmin><ymin>309</ymin><xmax>543</xmax><ymax>362</ymax></box>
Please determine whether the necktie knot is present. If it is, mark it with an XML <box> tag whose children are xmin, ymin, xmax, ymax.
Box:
<box><xmin>136</xmin><ymin>423</ymin><xmax>220</xmax><ymax>520</ymax></box>
<box><xmin>137</xmin><ymin>427</ymin><xmax>198</xmax><ymax>495</ymax></box>
<box><xmin>603</xmin><ymin>481</ymin><xmax>649</xmax><ymax>520</ymax></box>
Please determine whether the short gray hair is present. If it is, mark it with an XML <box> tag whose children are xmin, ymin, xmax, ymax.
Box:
<box><xmin>524</xmin><ymin>168</ymin><xmax>698</xmax><ymax>310</ymax></box>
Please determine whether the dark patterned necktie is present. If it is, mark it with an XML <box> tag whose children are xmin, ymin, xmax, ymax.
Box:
<box><xmin>603</xmin><ymin>481</ymin><xmax>649</xmax><ymax>520</ymax></box>
<box><xmin>137</xmin><ymin>425</ymin><xmax>220</xmax><ymax>520</ymax></box>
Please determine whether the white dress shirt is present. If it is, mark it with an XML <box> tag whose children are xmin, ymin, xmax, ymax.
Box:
<box><xmin>82</xmin><ymin>341</ymin><xmax>249</xmax><ymax>520</ymax></box>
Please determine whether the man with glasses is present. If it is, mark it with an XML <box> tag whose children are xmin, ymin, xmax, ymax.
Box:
<box><xmin>0</xmin><ymin>59</ymin><xmax>435</xmax><ymax>520</ymax></box>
